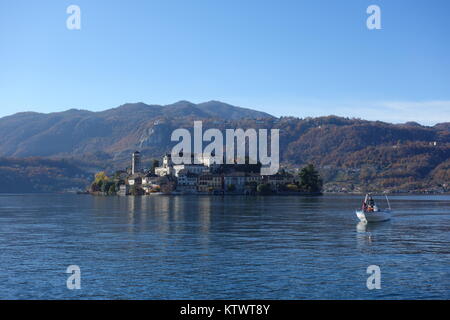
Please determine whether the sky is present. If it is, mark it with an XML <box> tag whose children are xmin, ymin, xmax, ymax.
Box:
<box><xmin>0</xmin><ymin>0</ymin><xmax>449</xmax><ymax>125</ymax></box>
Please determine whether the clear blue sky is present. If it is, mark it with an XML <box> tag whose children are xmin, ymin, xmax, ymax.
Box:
<box><xmin>1</xmin><ymin>0</ymin><xmax>449</xmax><ymax>124</ymax></box>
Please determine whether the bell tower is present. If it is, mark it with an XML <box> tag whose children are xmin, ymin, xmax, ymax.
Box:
<box><xmin>131</xmin><ymin>151</ymin><xmax>141</xmax><ymax>174</ymax></box>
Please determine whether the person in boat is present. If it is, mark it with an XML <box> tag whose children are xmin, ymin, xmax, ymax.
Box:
<box><xmin>368</xmin><ymin>195</ymin><xmax>375</xmax><ymax>208</ymax></box>
<box><xmin>362</xmin><ymin>194</ymin><xmax>375</xmax><ymax>212</ymax></box>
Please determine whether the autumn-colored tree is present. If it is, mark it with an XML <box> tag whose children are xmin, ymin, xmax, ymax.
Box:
<box><xmin>90</xmin><ymin>171</ymin><xmax>110</xmax><ymax>193</ymax></box>
<box><xmin>94</xmin><ymin>171</ymin><xmax>109</xmax><ymax>184</ymax></box>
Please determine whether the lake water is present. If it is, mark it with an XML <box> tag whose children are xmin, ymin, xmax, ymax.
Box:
<box><xmin>0</xmin><ymin>194</ymin><xmax>449</xmax><ymax>299</ymax></box>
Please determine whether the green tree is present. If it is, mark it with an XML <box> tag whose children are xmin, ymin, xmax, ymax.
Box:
<box><xmin>298</xmin><ymin>164</ymin><xmax>323</xmax><ymax>193</ymax></box>
<box><xmin>90</xmin><ymin>181</ymin><xmax>100</xmax><ymax>192</ymax></box>
<box><xmin>101</xmin><ymin>181</ymin><xmax>114</xmax><ymax>194</ymax></box>
<box><xmin>108</xmin><ymin>184</ymin><xmax>116</xmax><ymax>195</ymax></box>
<box><xmin>257</xmin><ymin>183</ymin><xmax>273</xmax><ymax>195</ymax></box>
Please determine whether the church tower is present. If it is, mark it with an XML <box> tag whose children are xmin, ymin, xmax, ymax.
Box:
<box><xmin>131</xmin><ymin>151</ymin><xmax>141</xmax><ymax>174</ymax></box>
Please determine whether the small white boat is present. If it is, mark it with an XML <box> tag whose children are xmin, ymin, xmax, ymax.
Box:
<box><xmin>356</xmin><ymin>208</ymin><xmax>391</xmax><ymax>223</ymax></box>
<box><xmin>355</xmin><ymin>194</ymin><xmax>392</xmax><ymax>223</ymax></box>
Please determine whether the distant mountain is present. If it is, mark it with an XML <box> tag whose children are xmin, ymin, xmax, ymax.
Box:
<box><xmin>0</xmin><ymin>102</ymin><xmax>448</xmax><ymax>193</ymax></box>
<box><xmin>0</xmin><ymin>101</ymin><xmax>274</xmax><ymax>158</ymax></box>
<box><xmin>0</xmin><ymin>157</ymin><xmax>93</xmax><ymax>193</ymax></box>
<box><xmin>434</xmin><ymin>122</ymin><xmax>450</xmax><ymax>131</ymax></box>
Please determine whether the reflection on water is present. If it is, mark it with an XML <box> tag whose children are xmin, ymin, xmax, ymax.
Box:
<box><xmin>356</xmin><ymin>221</ymin><xmax>373</xmax><ymax>247</ymax></box>
<box><xmin>355</xmin><ymin>220</ymin><xmax>393</xmax><ymax>248</ymax></box>
<box><xmin>0</xmin><ymin>194</ymin><xmax>449</xmax><ymax>299</ymax></box>
<box><xmin>356</xmin><ymin>221</ymin><xmax>368</xmax><ymax>233</ymax></box>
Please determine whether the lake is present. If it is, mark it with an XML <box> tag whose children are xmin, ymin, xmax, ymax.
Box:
<box><xmin>0</xmin><ymin>194</ymin><xmax>449</xmax><ymax>299</ymax></box>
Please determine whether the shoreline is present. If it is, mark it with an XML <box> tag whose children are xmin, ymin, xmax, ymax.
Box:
<box><xmin>85</xmin><ymin>191</ymin><xmax>449</xmax><ymax>196</ymax></box>
<box><xmin>0</xmin><ymin>192</ymin><xmax>450</xmax><ymax>197</ymax></box>
<box><xmin>1</xmin><ymin>191</ymin><xmax>449</xmax><ymax>196</ymax></box>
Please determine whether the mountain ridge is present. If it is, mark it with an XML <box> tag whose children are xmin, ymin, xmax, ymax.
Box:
<box><xmin>2</xmin><ymin>100</ymin><xmax>449</xmax><ymax>127</ymax></box>
<box><xmin>2</xmin><ymin>100</ymin><xmax>274</xmax><ymax>120</ymax></box>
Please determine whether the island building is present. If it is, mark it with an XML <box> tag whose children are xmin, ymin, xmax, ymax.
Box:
<box><xmin>117</xmin><ymin>184</ymin><xmax>129</xmax><ymax>196</ymax></box>
<box><xmin>155</xmin><ymin>153</ymin><xmax>215</xmax><ymax>177</ymax></box>
<box><xmin>120</xmin><ymin>151</ymin><xmax>296</xmax><ymax>195</ymax></box>
<box><xmin>131</xmin><ymin>151</ymin><xmax>142</xmax><ymax>175</ymax></box>
<box><xmin>176</xmin><ymin>170</ymin><xmax>198</xmax><ymax>193</ymax></box>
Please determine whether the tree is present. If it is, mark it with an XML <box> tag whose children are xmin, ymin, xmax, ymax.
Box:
<box><xmin>90</xmin><ymin>181</ymin><xmax>100</xmax><ymax>192</ymax></box>
<box><xmin>90</xmin><ymin>171</ymin><xmax>109</xmax><ymax>193</ymax></box>
<box><xmin>227</xmin><ymin>184</ymin><xmax>236</xmax><ymax>192</ymax></box>
<box><xmin>257</xmin><ymin>183</ymin><xmax>273</xmax><ymax>195</ymax></box>
<box><xmin>108</xmin><ymin>184</ymin><xmax>116</xmax><ymax>195</ymax></box>
<box><xmin>94</xmin><ymin>171</ymin><xmax>108</xmax><ymax>184</ymax></box>
<box><xmin>298</xmin><ymin>164</ymin><xmax>323</xmax><ymax>193</ymax></box>
<box><xmin>101</xmin><ymin>181</ymin><xmax>114</xmax><ymax>194</ymax></box>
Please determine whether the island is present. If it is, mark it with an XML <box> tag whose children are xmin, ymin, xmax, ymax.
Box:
<box><xmin>88</xmin><ymin>151</ymin><xmax>323</xmax><ymax>196</ymax></box>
